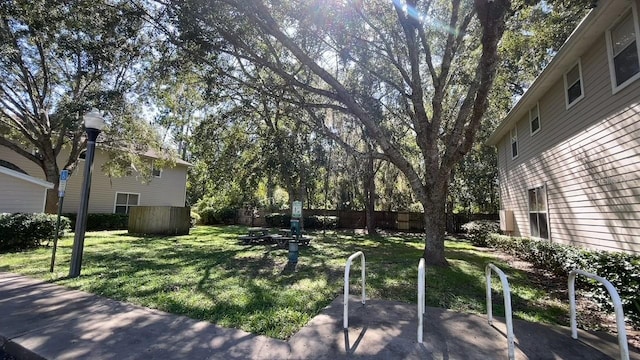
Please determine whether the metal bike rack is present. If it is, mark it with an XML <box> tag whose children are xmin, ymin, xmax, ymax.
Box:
<box><xmin>569</xmin><ymin>269</ymin><xmax>629</xmax><ymax>360</ymax></box>
<box><xmin>343</xmin><ymin>251</ymin><xmax>366</xmax><ymax>329</ymax></box>
<box><xmin>485</xmin><ymin>263</ymin><xmax>515</xmax><ymax>360</ymax></box>
<box><xmin>417</xmin><ymin>257</ymin><xmax>426</xmax><ymax>342</ymax></box>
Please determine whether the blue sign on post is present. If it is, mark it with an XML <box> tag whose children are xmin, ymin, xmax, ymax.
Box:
<box><xmin>58</xmin><ymin>170</ymin><xmax>69</xmax><ymax>197</ymax></box>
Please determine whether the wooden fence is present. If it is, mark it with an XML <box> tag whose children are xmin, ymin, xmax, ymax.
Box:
<box><xmin>236</xmin><ymin>208</ymin><xmax>497</xmax><ymax>233</ymax></box>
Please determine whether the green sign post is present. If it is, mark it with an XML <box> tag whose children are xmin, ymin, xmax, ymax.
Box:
<box><xmin>292</xmin><ymin>200</ymin><xmax>302</xmax><ymax>218</ymax></box>
<box><xmin>289</xmin><ymin>201</ymin><xmax>303</xmax><ymax>263</ymax></box>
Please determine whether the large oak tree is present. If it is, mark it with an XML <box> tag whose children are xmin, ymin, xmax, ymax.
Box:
<box><xmin>162</xmin><ymin>0</ymin><xmax>511</xmax><ymax>265</ymax></box>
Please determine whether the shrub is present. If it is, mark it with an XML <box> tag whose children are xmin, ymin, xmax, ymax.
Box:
<box><xmin>265</xmin><ymin>214</ymin><xmax>338</xmax><ymax>230</ymax></box>
<box><xmin>190</xmin><ymin>211</ymin><xmax>201</xmax><ymax>227</ymax></box>
<box><xmin>461</xmin><ymin>220</ymin><xmax>500</xmax><ymax>247</ymax></box>
<box><xmin>64</xmin><ymin>213</ymin><xmax>129</xmax><ymax>231</ymax></box>
<box><xmin>217</xmin><ymin>207</ymin><xmax>237</xmax><ymax>224</ymax></box>
<box><xmin>486</xmin><ymin>233</ymin><xmax>640</xmax><ymax>327</ymax></box>
<box><xmin>199</xmin><ymin>207</ymin><xmax>237</xmax><ymax>225</ymax></box>
<box><xmin>303</xmin><ymin>215</ymin><xmax>338</xmax><ymax>229</ymax></box>
<box><xmin>199</xmin><ymin>208</ymin><xmax>216</xmax><ymax>225</ymax></box>
<box><xmin>0</xmin><ymin>213</ymin><xmax>70</xmax><ymax>251</ymax></box>
<box><xmin>265</xmin><ymin>213</ymin><xmax>291</xmax><ymax>228</ymax></box>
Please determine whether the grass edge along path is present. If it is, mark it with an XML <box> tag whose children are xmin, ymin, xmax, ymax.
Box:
<box><xmin>0</xmin><ymin>226</ymin><xmax>569</xmax><ymax>339</ymax></box>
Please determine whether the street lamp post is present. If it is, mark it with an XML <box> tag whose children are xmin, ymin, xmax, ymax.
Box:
<box><xmin>69</xmin><ymin>110</ymin><xmax>105</xmax><ymax>278</ymax></box>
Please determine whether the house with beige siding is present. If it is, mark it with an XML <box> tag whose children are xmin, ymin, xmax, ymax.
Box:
<box><xmin>0</xmin><ymin>145</ymin><xmax>190</xmax><ymax>214</ymax></box>
<box><xmin>0</xmin><ymin>165</ymin><xmax>54</xmax><ymax>213</ymax></box>
<box><xmin>487</xmin><ymin>0</ymin><xmax>640</xmax><ymax>253</ymax></box>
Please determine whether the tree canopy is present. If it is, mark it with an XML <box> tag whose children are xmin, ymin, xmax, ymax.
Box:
<box><xmin>158</xmin><ymin>0</ymin><xmax>511</xmax><ymax>265</ymax></box>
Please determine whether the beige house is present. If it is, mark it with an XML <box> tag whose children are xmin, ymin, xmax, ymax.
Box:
<box><xmin>0</xmin><ymin>165</ymin><xmax>54</xmax><ymax>213</ymax></box>
<box><xmin>487</xmin><ymin>0</ymin><xmax>640</xmax><ymax>253</ymax></box>
<box><xmin>0</xmin><ymin>145</ymin><xmax>190</xmax><ymax>214</ymax></box>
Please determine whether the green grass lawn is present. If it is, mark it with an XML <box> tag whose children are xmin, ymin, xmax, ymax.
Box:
<box><xmin>0</xmin><ymin>226</ymin><xmax>568</xmax><ymax>339</ymax></box>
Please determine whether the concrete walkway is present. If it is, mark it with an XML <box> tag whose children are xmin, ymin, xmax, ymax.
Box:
<box><xmin>1</xmin><ymin>272</ymin><xmax>638</xmax><ymax>360</ymax></box>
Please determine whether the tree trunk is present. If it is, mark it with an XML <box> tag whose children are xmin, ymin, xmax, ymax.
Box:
<box><xmin>364</xmin><ymin>151</ymin><xmax>377</xmax><ymax>235</ymax></box>
<box><xmin>43</xmin><ymin>161</ymin><xmax>60</xmax><ymax>214</ymax></box>
<box><xmin>421</xmin><ymin>182</ymin><xmax>449</xmax><ymax>267</ymax></box>
<box><xmin>44</xmin><ymin>187</ymin><xmax>59</xmax><ymax>214</ymax></box>
<box><xmin>422</xmin><ymin>201</ymin><xmax>449</xmax><ymax>266</ymax></box>
<box><xmin>266</xmin><ymin>176</ymin><xmax>275</xmax><ymax>210</ymax></box>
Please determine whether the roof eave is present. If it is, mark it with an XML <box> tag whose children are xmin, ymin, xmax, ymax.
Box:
<box><xmin>487</xmin><ymin>0</ymin><xmax>627</xmax><ymax>146</ymax></box>
<box><xmin>0</xmin><ymin>166</ymin><xmax>54</xmax><ymax>189</ymax></box>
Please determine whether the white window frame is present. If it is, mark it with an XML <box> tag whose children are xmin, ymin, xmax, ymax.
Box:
<box><xmin>606</xmin><ymin>5</ymin><xmax>640</xmax><ymax>94</ymax></box>
<box><xmin>113</xmin><ymin>192</ymin><xmax>140</xmax><ymax>214</ymax></box>
<box><xmin>510</xmin><ymin>127</ymin><xmax>519</xmax><ymax>159</ymax></box>
<box><xmin>529</xmin><ymin>102</ymin><xmax>541</xmax><ymax>136</ymax></box>
<box><xmin>151</xmin><ymin>161</ymin><xmax>162</xmax><ymax>178</ymax></box>
<box><xmin>563</xmin><ymin>61</ymin><xmax>585</xmax><ymax>109</ymax></box>
<box><xmin>528</xmin><ymin>184</ymin><xmax>550</xmax><ymax>240</ymax></box>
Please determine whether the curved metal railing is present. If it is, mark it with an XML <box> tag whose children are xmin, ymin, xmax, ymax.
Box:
<box><xmin>569</xmin><ymin>269</ymin><xmax>628</xmax><ymax>360</ymax></box>
<box><xmin>485</xmin><ymin>263</ymin><xmax>515</xmax><ymax>360</ymax></box>
<box><xmin>417</xmin><ymin>257</ymin><xmax>426</xmax><ymax>342</ymax></box>
<box><xmin>343</xmin><ymin>251</ymin><xmax>366</xmax><ymax>329</ymax></box>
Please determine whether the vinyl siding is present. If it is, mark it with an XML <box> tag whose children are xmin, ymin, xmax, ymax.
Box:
<box><xmin>0</xmin><ymin>172</ymin><xmax>48</xmax><ymax>213</ymax></box>
<box><xmin>497</xmin><ymin>7</ymin><xmax>640</xmax><ymax>254</ymax></box>
<box><xmin>0</xmin><ymin>146</ymin><xmax>188</xmax><ymax>213</ymax></box>
<box><xmin>62</xmin><ymin>153</ymin><xmax>188</xmax><ymax>213</ymax></box>
<box><xmin>0</xmin><ymin>148</ymin><xmax>43</xmax><ymax>179</ymax></box>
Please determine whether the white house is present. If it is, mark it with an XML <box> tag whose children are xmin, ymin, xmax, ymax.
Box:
<box><xmin>487</xmin><ymin>0</ymin><xmax>640</xmax><ymax>253</ymax></box>
<box><xmin>0</xmin><ymin>145</ymin><xmax>190</xmax><ymax>214</ymax></box>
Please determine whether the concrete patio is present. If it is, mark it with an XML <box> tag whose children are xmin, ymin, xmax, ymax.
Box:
<box><xmin>1</xmin><ymin>272</ymin><xmax>638</xmax><ymax>359</ymax></box>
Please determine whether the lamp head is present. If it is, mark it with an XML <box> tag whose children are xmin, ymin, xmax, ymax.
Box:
<box><xmin>83</xmin><ymin>109</ymin><xmax>105</xmax><ymax>131</ymax></box>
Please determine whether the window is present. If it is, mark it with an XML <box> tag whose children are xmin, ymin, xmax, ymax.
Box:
<box><xmin>564</xmin><ymin>62</ymin><xmax>584</xmax><ymax>108</ymax></box>
<box><xmin>606</xmin><ymin>8</ymin><xmax>640</xmax><ymax>92</ymax></box>
<box><xmin>152</xmin><ymin>162</ymin><xmax>162</xmax><ymax>178</ymax></box>
<box><xmin>529</xmin><ymin>103</ymin><xmax>540</xmax><ymax>135</ymax></box>
<box><xmin>528</xmin><ymin>185</ymin><xmax>549</xmax><ymax>240</ymax></box>
<box><xmin>510</xmin><ymin>127</ymin><xmax>518</xmax><ymax>159</ymax></box>
<box><xmin>114</xmin><ymin>192</ymin><xmax>139</xmax><ymax>214</ymax></box>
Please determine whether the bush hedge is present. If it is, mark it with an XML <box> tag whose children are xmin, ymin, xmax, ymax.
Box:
<box><xmin>0</xmin><ymin>213</ymin><xmax>70</xmax><ymax>251</ymax></box>
<box><xmin>265</xmin><ymin>213</ymin><xmax>339</xmax><ymax>230</ymax></box>
<box><xmin>304</xmin><ymin>215</ymin><xmax>339</xmax><ymax>229</ymax></box>
<box><xmin>265</xmin><ymin>213</ymin><xmax>291</xmax><ymax>228</ymax></box>
<box><xmin>64</xmin><ymin>213</ymin><xmax>129</xmax><ymax>231</ymax></box>
<box><xmin>486</xmin><ymin>233</ymin><xmax>640</xmax><ymax>327</ymax></box>
<box><xmin>461</xmin><ymin>220</ymin><xmax>500</xmax><ymax>247</ymax></box>
<box><xmin>199</xmin><ymin>207</ymin><xmax>236</xmax><ymax>225</ymax></box>
<box><xmin>190</xmin><ymin>211</ymin><xmax>201</xmax><ymax>227</ymax></box>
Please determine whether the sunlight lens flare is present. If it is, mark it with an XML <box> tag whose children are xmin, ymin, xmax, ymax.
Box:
<box><xmin>392</xmin><ymin>0</ymin><xmax>459</xmax><ymax>36</ymax></box>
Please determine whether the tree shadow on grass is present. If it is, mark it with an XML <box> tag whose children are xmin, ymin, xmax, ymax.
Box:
<box><xmin>35</xmin><ymin>226</ymin><xmax>568</xmax><ymax>339</ymax></box>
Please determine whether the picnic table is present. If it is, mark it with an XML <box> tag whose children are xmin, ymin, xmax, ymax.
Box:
<box><xmin>238</xmin><ymin>227</ymin><xmax>271</xmax><ymax>244</ymax></box>
<box><xmin>270</xmin><ymin>230</ymin><xmax>294</xmax><ymax>248</ymax></box>
<box><xmin>238</xmin><ymin>227</ymin><xmax>312</xmax><ymax>247</ymax></box>
<box><xmin>279</xmin><ymin>228</ymin><xmax>312</xmax><ymax>246</ymax></box>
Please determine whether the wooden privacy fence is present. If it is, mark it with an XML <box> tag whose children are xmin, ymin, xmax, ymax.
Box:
<box><xmin>129</xmin><ymin>206</ymin><xmax>191</xmax><ymax>235</ymax></box>
<box><xmin>235</xmin><ymin>208</ymin><xmax>497</xmax><ymax>233</ymax></box>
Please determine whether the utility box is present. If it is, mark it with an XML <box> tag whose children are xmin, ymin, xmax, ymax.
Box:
<box><xmin>499</xmin><ymin>210</ymin><xmax>514</xmax><ymax>232</ymax></box>
<box><xmin>289</xmin><ymin>219</ymin><xmax>300</xmax><ymax>263</ymax></box>
<box><xmin>128</xmin><ymin>206</ymin><xmax>190</xmax><ymax>235</ymax></box>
